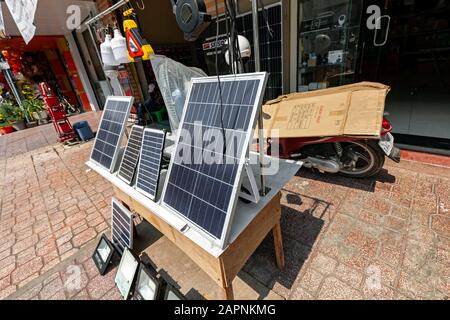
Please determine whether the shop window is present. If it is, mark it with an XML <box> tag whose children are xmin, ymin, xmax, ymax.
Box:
<box><xmin>298</xmin><ymin>0</ymin><xmax>363</xmax><ymax>91</ymax></box>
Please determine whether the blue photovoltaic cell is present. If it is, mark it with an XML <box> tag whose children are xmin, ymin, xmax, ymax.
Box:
<box><xmin>111</xmin><ymin>198</ymin><xmax>134</xmax><ymax>254</ymax></box>
<box><xmin>118</xmin><ymin>125</ymin><xmax>145</xmax><ymax>185</ymax></box>
<box><xmin>162</xmin><ymin>73</ymin><xmax>267</xmax><ymax>241</ymax></box>
<box><xmin>135</xmin><ymin>129</ymin><xmax>166</xmax><ymax>200</ymax></box>
<box><xmin>90</xmin><ymin>97</ymin><xmax>133</xmax><ymax>172</ymax></box>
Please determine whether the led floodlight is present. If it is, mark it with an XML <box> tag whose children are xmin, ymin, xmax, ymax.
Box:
<box><xmin>163</xmin><ymin>284</ymin><xmax>185</xmax><ymax>300</ymax></box>
<box><xmin>92</xmin><ymin>234</ymin><xmax>115</xmax><ymax>275</ymax></box>
<box><xmin>115</xmin><ymin>248</ymin><xmax>139</xmax><ymax>299</ymax></box>
<box><xmin>132</xmin><ymin>263</ymin><xmax>161</xmax><ymax>300</ymax></box>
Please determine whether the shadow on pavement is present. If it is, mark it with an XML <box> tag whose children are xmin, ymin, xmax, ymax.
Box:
<box><xmin>241</xmin><ymin>192</ymin><xmax>327</xmax><ymax>298</ymax></box>
<box><xmin>297</xmin><ymin>167</ymin><xmax>396</xmax><ymax>192</ymax></box>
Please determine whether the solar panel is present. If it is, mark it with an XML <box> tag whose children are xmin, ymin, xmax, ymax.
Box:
<box><xmin>237</xmin><ymin>4</ymin><xmax>283</xmax><ymax>102</ymax></box>
<box><xmin>90</xmin><ymin>96</ymin><xmax>134</xmax><ymax>172</ymax></box>
<box><xmin>118</xmin><ymin>125</ymin><xmax>145</xmax><ymax>185</ymax></box>
<box><xmin>135</xmin><ymin>128</ymin><xmax>167</xmax><ymax>201</ymax></box>
<box><xmin>161</xmin><ymin>72</ymin><xmax>268</xmax><ymax>248</ymax></box>
<box><xmin>202</xmin><ymin>3</ymin><xmax>283</xmax><ymax>101</ymax></box>
<box><xmin>111</xmin><ymin>197</ymin><xmax>134</xmax><ymax>254</ymax></box>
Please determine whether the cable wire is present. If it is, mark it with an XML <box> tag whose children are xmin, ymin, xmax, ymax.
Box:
<box><xmin>214</xmin><ymin>0</ymin><xmax>227</xmax><ymax>159</ymax></box>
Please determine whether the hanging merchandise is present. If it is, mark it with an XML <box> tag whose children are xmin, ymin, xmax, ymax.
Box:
<box><xmin>123</xmin><ymin>8</ymin><xmax>154</xmax><ymax>62</ymax></box>
<box><xmin>111</xmin><ymin>27</ymin><xmax>130</xmax><ymax>64</ymax></box>
<box><xmin>0</xmin><ymin>3</ymin><xmax>7</xmax><ymax>39</ymax></box>
<box><xmin>100</xmin><ymin>31</ymin><xmax>120</xmax><ymax>66</ymax></box>
<box><xmin>5</xmin><ymin>0</ymin><xmax>38</xmax><ymax>44</ymax></box>
<box><xmin>171</xmin><ymin>0</ymin><xmax>211</xmax><ymax>41</ymax></box>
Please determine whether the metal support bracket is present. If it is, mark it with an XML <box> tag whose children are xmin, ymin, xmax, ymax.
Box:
<box><xmin>239</xmin><ymin>161</ymin><xmax>261</xmax><ymax>204</ymax></box>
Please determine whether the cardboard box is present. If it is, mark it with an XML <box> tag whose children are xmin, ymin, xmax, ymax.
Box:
<box><xmin>262</xmin><ymin>82</ymin><xmax>390</xmax><ymax>138</ymax></box>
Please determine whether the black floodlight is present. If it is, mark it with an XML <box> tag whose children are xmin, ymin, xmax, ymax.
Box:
<box><xmin>131</xmin><ymin>263</ymin><xmax>161</xmax><ymax>300</ymax></box>
<box><xmin>163</xmin><ymin>284</ymin><xmax>185</xmax><ymax>300</ymax></box>
<box><xmin>92</xmin><ymin>234</ymin><xmax>115</xmax><ymax>275</ymax></box>
<box><xmin>171</xmin><ymin>0</ymin><xmax>211</xmax><ymax>41</ymax></box>
<box><xmin>115</xmin><ymin>248</ymin><xmax>140</xmax><ymax>299</ymax></box>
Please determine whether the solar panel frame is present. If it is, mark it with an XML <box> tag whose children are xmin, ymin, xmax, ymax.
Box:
<box><xmin>117</xmin><ymin>125</ymin><xmax>145</xmax><ymax>185</ymax></box>
<box><xmin>160</xmin><ymin>72</ymin><xmax>268</xmax><ymax>249</ymax></box>
<box><xmin>111</xmin><ymin>197</ymin><xmax>134</xmax><ymax>254</ymax></box>
<box><xmin>135</xmin><ymin>128</ymin><xmax>167</xmax><ymax>201</ymax></box>
<box><xmin>90</xmin><ymin>96</ymin><xmax>134</xmax><ymax>173</ymax></box>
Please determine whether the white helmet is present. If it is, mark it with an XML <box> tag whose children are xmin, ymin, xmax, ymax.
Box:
<box><xmin>224</xmin><ymin>35</ymin><xmax>252</xmax><ymax>66</ymax></box>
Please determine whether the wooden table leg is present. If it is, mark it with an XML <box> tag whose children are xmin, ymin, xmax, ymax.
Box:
<box><xmin>222</xmin><ymin>284</ymin><xmax>234</xmax><ymax>300</ymax></box>
<box><xmin>272</xmin><ymin>222</ymin><xmax>285</xmax><ymax>270</ymax></box>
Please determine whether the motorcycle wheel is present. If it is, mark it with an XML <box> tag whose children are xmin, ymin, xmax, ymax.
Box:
<box><xmin>338</xmin><ymin>140</ymin><xmax>385</xmax><ymax>178</ymax></box>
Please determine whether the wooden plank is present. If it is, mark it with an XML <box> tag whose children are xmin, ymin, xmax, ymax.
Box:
<box><xmin>272</xmin><ymin>222</ymin><xmax>285</xmax><ymax>270</ymax></box>
<box><xmin>114</xmin><ymin>187</ymin><xmax>283</xmax><ymax>297</ymax></box>
<box><xmin>219</xmin><ymin>193</ymin><xmax>282</xmax><ymax>287</ymax></box>
<box><xmin>114</xmin><ymin>187</ymin><xmax>224</xmax><ymax>286</ymax></box>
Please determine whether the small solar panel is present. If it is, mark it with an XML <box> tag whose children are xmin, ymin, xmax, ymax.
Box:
<box><xmin>90</xmin><ymin>96</ymin><xmax>134</xmax><ymax>172</ymax></box>
<box><xmin>118</xmin><ymin>125</ymin><xmax>145</xmax><ymax>185</ymax></box>
<box><xmin>111</xmin><ymin>198</ymin><xmax>134</xmax><ymax>254</ymax></box>
<box><xmin>161</xmin><ymin>72</ymin><xmax>268</xmax><ymax>248</ymax></box>
<box><xmin>135</xmin><ymin>128</ymin><xmax>167</xmax><ymax>201</ymax></box>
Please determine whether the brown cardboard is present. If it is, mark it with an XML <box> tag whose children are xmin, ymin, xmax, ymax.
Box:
<box><xmin>263</xmin><ymin>82</ymin><xmax>390</xmax><ymax>138</ymax></box>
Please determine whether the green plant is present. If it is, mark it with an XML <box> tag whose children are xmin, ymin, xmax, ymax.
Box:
<box><xmin>23</xmin><ymin>99</ymin><xmax>45</xmax><ymax>119</ymax></box>
<box><xmin>0</xmin><ymin>101</ymin><xmax>23</xmax><ymax>124</ymax></box>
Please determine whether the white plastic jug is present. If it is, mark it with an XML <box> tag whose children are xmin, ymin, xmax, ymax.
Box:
<box><xmin>100</xmin><ymin>34</ymin><xmax>119</xmax><ymax>66</ymax></box>
<box><xmin>111</xmin><ymin>28</ymin><xmax>130</xmax><ymax>64</ymax></box>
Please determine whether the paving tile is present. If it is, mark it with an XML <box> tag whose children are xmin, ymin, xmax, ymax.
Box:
<box><xmin>11</xmin><ymin>257</ymin><xmax>43</xmax><ymax>285</ymax></box>
<box><xmin>0</xmin><ymin>286</ymin><xmax>17</xmax><ymax>300</ymax></box>
<box><xmin>431</xmin><ymin>215</ymin><xmax>450</xmax><ymax>237</ymax></box>
<box><xmin>290</xmin><ymin>286</ymin><xmax>314</xmax><ymax>300</ymax></box>
<box><xmin>0</xmin><ymin>256</ymin><xmax>16</xmax><ymax>279</ymax></box>
<box><xmin>362</xmin><ymin>284</ymin><xmax>396</xmax><ymax>300</ymax></box>
<box><xmin>12</xmin><ymin>234</ymin><xmax>39</xmax><ymax>255</ymax></box>
<box><xmin>295</xmin><ymin>268</ymin><xmax>323</xmax><ymax>295</ymax></box>
<box><xmin>317</xmin><ymin>277</ymin><xmax>363</xmax><ymax>300</ymax></box>
<box><xmin>335</xmin><ymin>263</ymin><xmax>364</xmax><ymax>290</ymax></box>
<box><xmin>39</xmin><ymin>275</ymin><xmax>64</xmax><ymax>299</ymax></box>
<box><xmin>309</xmin><ymin>253</ymin><xmax>338</xmax><ymax>275</ymax></box>
<box><xmin>72</xmin><ymin>228</ymin><xmax>97</xmax><ymax>248</ymax></box>
<box><xmin>86</xmin><ymin>275</ymin><xmax>116</xmax><ymax>300</ymax></box>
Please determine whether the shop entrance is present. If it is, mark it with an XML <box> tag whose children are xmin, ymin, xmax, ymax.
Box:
<box><xmin>297</xmin><ymin>0</ymin><xmax>450</xmax><ymax>151</ymax></box>
<box><xmin>357</xmin><ymin>0</ymin><xmax>450</xmax><ymax>149</ymax></box>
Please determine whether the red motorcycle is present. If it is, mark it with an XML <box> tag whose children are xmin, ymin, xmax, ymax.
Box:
<box><xmin>268</xmin><ymin>117</ymin><xmax>401</xmax><ymax>178</ymax></box>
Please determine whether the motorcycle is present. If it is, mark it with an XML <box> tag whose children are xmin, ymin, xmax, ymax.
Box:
<box><xmin>268</xmin><ymin>116</ymin><xmax>401</xmax><ymax>178</ymax></box>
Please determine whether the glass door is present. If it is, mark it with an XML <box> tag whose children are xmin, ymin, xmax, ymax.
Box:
<box><xmin>357</xmin><ymin>1</ymin><xmax>450</xmax><ymax>142</ymax></box>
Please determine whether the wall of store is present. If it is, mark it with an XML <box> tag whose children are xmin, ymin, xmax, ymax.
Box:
<box><xmin>134</xmin><ymin>1</ymin><xmax>187</xmax><ymax>45</ymax></box>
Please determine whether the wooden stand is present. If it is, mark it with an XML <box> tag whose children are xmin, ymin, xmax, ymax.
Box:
<box><xmin>113</xmin><ymin>187</ymin><xmax>284</xmax><ymax>300</ymax></box>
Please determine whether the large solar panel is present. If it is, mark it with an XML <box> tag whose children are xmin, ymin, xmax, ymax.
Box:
<box><xmin>161</xmin><ymin>72</ymin><xmax>268</xmax><ymax>248</ymax></box>
<box><xmin>90</xmin><ymin>96</ymin><xmax>134</xmax><ymax>172</ymax></box>
<box><xmin>117</xmin><ymin>125</ymin><xmax>145</xmax><ymax>185</ymax></box>
<box><xmin>111</xmin><ymin>197</ymin><xmax>134</xmax><ymax>254</ymax></box>
<box><xmin>135</xmin><ymin>128</ymin><xmax>167</xmax><ymax>201</ymax></box>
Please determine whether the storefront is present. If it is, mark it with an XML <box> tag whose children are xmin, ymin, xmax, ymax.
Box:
<box><xmin>0</xmin><ymin>36</ymin><xmax>91</xmax><ymax>112</ymax></box>
<box><xmin>0</xmin><ymin>0</ymin><xmax>101</xmax><ymax>134</ymax></box>
<box><xmin>294</xmin><ymin>0</ymin><xmax>450</xmax><ymax>150</ymax></box>
<box><xmin>66</xmin><ymin>0</ymin><xmax>449</xmax><ymax>151</ymax></box>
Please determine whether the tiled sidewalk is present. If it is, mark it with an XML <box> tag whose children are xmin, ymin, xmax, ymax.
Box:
<box><xmin>0</xmin><ymin>118</ymin><xmax>448</xmax><ymax>299</ymax></box>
